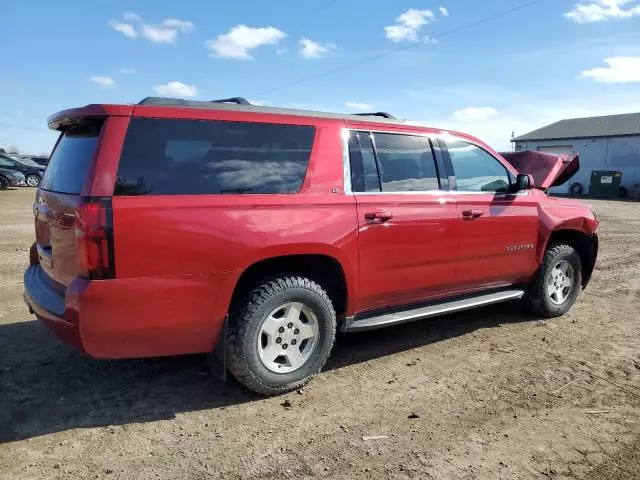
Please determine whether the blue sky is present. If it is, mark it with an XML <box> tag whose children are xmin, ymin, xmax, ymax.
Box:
<box><xmin>3</xmin><ymin>0</ymin><xmax>640</xmax><ymax>154</ymax></box>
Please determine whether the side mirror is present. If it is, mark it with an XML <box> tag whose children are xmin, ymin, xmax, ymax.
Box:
<box><xmin>513</xmin><ymin>173</ymin><xmax>535</xmax><ymax>192</ymax></box>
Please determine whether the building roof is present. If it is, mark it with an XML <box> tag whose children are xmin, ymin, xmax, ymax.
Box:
<box><xmin>513</xmin><ymin>112</ymin><xmax>640</xmax><ymax>142</ymax></box>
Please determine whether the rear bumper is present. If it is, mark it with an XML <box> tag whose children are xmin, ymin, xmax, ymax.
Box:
<box><xmin>23</xmin><ymin>265</ymin><xmax>226</xmax><ymax>359</ymax></box>
<box><xmin>23</xmin><ymin>265</ymin><xmax>88</xmax><ymax>352</ymax></box>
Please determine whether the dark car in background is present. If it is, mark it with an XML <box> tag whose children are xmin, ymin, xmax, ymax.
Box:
<box><xmin>0</xmin><ymin>167</ymin><xmax>26</xmax><ymax>189</ymax></box>
<box><xmin>0</xmin><ymin>154</ymin><xmax>46</xmax><ymax>187</ymax></box>
<box><xmin>20</xmin><ymin>155</ymin><xmax>49</xmax><ymax>167</ymax></box>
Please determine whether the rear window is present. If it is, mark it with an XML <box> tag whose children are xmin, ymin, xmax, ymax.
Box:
<box><xmin>40</xmin><ymin>122</ymin><xmax>103</xmax><ymax>195</ymax></box>
<box><xmin>114</xmin><ymin>118</ymin><xmax>315</xmax><ymax>196</ymax></box>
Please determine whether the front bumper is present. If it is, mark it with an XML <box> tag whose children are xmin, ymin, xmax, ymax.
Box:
<box><xmin>8</xmin><ymin>178</ymin><xmax>25</xmax><ymax>187</ymax></box>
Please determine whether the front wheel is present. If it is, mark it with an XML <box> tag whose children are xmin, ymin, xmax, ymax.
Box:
<box><xmin>226</xmin><ymin>276</ymin><xmax>337</xmax><ymax>395</ymax></box>
<box><xmin>0</xmin><ymin>176</ymin><xmax>8</xmax><ymax>190</ymax></box>
<box><xmin>526</xmin><ymin>243</ymin><xmax>582</xmax><ymax>318</ymax></box>
<box><xmin>25</xmin><ymin>174</ymin><xmax>41</xmax><ymax>187</ymax></box>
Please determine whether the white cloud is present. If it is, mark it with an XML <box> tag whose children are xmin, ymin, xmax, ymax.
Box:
<box><xmin>142</xmin><ymin>24</ymin><xmax>178</xmax><ymax>43</ymax></box>
<box><xmin>109</xmin><ymin>13</ymin><xmax>193</xmax><ymax>44</ymax></box>
<box><xmin>580</xmin><ymin>56</ymin><xmax>640</xmax><ymax>83</ymax></box>
<box><xmin>153</xmin><ymin>81</ymin><xmax>197</xmax><ymax>97</ymax></box>
<box><xmin>385</xmin><ymin>8</ymin><xmax>436</xmax><ymax>42</ymax></box>
<box><xmin>89</xmin><ymin>76</ymin><xmax>117</xmax><ymax>88</ymax></box>
<box><xmin>249</xmin><ymin>99</ymin><xmax>269</xmax><ymax>106</ymax></box>
<box><xmin>299</xmin><ymin>38</ymin><xmax>336</xmax><ymax>58</ymax></box>
<box><xmin>565</xmin><ymin>0</ymin><xmax>640</xmax><ymax>23</ymax></box>
<box><xmin>345</xmin><ymin>102</ymin><xmax>374</xmax><ymax>110</ymax></box>
<box><xmin>206</xmin><ymin>25</ymin><xmax>286</xmax><ymax>59</ymax></box>
<box><xmin>439</xmin><ymin>6</ymin><xmax>449</xmax><ymax>16</ymax></box>
<box><xmin>117</xmin><ymin>68</ymin><xmax>136</xmax><ymax>74</ymax></box>
<box><xmin>123</xmin><ymin>12</ymin><xmax>141</xmax><ymax>22</ymax></box>
<box><xmin>109</xmin><ymin>20</ymin><xmax>137</xmax><ymax>38</ymax></box>
<box><xmin>161</xmin><ymin>18</ymin><xmax>194</xmax><ymax>32</ymax></box>
<box><xmin>452</xmin><ymin>106</ymin><xmax>499</xmax><ymax>121</ymax></box>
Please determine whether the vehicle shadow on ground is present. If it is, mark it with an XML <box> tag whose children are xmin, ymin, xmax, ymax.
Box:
<box><xmin>0</xmin><ymin>301</ymin><xmax>539</xmax><ymax>443</ymax></box>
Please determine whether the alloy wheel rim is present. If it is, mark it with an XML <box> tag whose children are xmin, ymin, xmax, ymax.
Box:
<box><xmin>547</xmin><ymin>260</ymin><xmax>574</xmax><ymax>305</ymax></box>
<box><xmin>257</xmin><ymin>301</ymin><xmax>319</xmax><ymax>374</ymax></box>
<box><xmin>26</xmin><ymin>175</ymin><xmax>39</xmax><ymax>187</ymax></box>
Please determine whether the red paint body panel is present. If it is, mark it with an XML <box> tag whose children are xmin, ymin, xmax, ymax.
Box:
<box><xmin>354</xmin><ymin>194</ymin><xmax>459</xmax><ymax>312</ymax></box>
<box><xmin>24</xmin><ymin>102</ymin><xmax>600</xmax><ymax>360</ymax></box>
<box><xmin>454</xmin><ymin>191</ymin><xmax>541</xmax><ymax>289</ymax></box>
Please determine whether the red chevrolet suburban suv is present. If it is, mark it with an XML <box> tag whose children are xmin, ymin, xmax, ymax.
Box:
<box><xmin>24</xmin><ymin>97</ymin><xmax>599</xmax><ymax>395</ymax></box>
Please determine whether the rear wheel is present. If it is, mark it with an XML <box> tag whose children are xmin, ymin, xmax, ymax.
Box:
<box><xmin>25</xmin><ymin>174</ymin><xmax>40</xmax><ymax>187</ymax></box>
<box><xmin>0</xmin><ymin>176</ymin><xmax>8</xmax><ymax>190</ymax></box>
<box><xmin>226</xmin><ymin>276</ymin><xmax>336</xmax><ymax>395</ymax></box>
<box><xmin>526</xmin><ymin>243</ymin><xmax>582</xmax><ymax>317</ymax></box>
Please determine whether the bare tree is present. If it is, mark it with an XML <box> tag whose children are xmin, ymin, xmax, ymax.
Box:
<box><xmin>0</xmin><ymin>147</ymin><xmax>5</xmax><ymax>154</ymax></box>
<box><xmin>6</xmin><ymin>146</ymin><xmax>19</xmax><ymax>154</ymax></box>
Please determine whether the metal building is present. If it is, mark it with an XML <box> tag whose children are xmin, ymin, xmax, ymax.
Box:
<box><xmin>512</xmin><ymin>112</ymin><xmax>640</xmax><ymax>195</ymax></box>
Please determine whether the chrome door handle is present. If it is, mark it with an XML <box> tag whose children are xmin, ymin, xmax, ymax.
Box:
<box><xmin>462</xmin><ymin>209</ymin><xmax>483</xmax><ymax>219</ymax></box>
<box><xmin>365</xmin><ymin>211</ymin><xmax>393</xmax><ymax>222</ymax></box>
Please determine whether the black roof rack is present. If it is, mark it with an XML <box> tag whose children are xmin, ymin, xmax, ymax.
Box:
<box><xmin>138</xmin><ymin>96</ymin><xmax>252</xmax><ymax>106</ymax></box>
<box><xmin>352</xmin><ymin>112</ymin><xmax>396</xmax><ymax>119</ymax></box>
<box><xmin>134</xmin><ymin>97</ymin><xmax>402</xmax><ymax>124</ymax></box>
<box><xmin>137</xmin><ymin>97</ymin><xmax>191</xmax><ymax>106</ymax></box>
<box><xmin>211</xmin><ymin>97</ymin><xmax>251</xmax><ymax>105</ymax></box>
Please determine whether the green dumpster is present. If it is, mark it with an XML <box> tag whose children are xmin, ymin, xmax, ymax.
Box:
<box><xmin>590</xmin><ymin>170</ymin><xmax>622</xmax><ymax>198</ymax></box>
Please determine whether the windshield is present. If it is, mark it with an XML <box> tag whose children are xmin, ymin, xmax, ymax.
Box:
<box><xmin>11</xmin><ymin>156</ymin><xmax>41</xmax><ymax>167</ymax></box>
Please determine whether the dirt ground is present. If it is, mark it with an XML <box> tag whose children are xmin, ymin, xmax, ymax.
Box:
<box><xmin>0</xmin><ymin>187</ymin><xmax>638</xmax><ymax>480</ymax></box>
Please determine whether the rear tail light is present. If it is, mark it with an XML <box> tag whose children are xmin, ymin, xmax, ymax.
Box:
<box><xmin>75</xmin><ymin>198</ymin><xmax>115</xmax><ymax>279</ymax></box>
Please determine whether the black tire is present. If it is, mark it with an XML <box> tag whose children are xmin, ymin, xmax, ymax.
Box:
<box><xmin>25</xmin><ymin>174</ymin><xmax>41</xmax><ymax>187</ymax></box>
<box><xmin>0</xmin><ymin>176</ymin><xmax>8</xmax><ymax>190</ymax></box>
<box><xmin>569</xmin><ymin>182</ymin><xmax>583</xmax><ymax>196</ymax></box>
<box><xmin>226</xmin><ymin>276</ymin><xmax>336</xmax><ymax>395</ymax></box>
<box><xmin>526</xmin><ymin>243</ymin><xmax>582</xmax><ymax>318</ymax></box>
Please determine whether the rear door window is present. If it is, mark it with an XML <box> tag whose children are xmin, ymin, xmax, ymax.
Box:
<box><xmin>40</xmin><ymin>122</ymin><xmax>103</xmax><ymax>194</ymax></box>
<box><xmin>349</xmin><ymin>131</ymin><xmax>381</xmax><ymax>192</ymax></box>
<box><xmin>114</xmin><ymin>118</ymin><xmax>315</xmax><ymax>195</ymax></box>
<box><xmin>372</xmin><ymin>133</ymin><xmax>439</xmax><ymax>192</ymax></box>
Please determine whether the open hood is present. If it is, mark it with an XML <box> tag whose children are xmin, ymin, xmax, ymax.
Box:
<box><xmin>500</xmin><ymin>151</ymin><xmax>580</xmax><ymax>189</ymax></box>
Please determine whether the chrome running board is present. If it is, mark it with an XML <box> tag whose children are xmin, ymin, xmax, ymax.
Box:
<box><xmin>344</xmin><ymin>289</ymin><xmax>525</xmax><ymax>332</ymax></box>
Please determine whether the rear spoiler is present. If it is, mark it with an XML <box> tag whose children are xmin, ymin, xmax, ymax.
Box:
<box><xmin>500</xmin><ymin>151</ymin><xmax>580</xmax><ymax>189</ymax></box>
<box><xmin>48</xmin><ymin>104</ymin><xmax>134</xmax><ymax>131</ymax></box>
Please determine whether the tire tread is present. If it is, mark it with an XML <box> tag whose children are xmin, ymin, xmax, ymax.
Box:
<box><xmin>226</xmin><ymin>275</ymin><xmax>336</xmax><ymax>395</ymax></box>
<box><xmin>526</xmin><ymin>243</ymin><xmax>581</xmax><ymax>318</ymax></box>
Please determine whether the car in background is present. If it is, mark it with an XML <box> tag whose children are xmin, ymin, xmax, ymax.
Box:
<box><xmin>19</xmin><ymin>155</ymin><xmax>49</xmax><ymax>167</ymax></box>
<box><xmin>0</xmin><ymin>167</ymin><xmax>26</xmax><ymax>189</ymax></box>
<box><xmin>0</xmin><ymin>154</ymin><xmax>46</xmax><ymax>187</ymax></box>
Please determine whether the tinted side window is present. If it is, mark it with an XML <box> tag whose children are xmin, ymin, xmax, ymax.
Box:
<box><xmin>447</xmin><ymin>140</ymin><xmax>511</xmax><ymax>193</ymax></box>
<box><xmin>115</xmin><ymin>118</ymin><xmax>315</xmax><ymax>195</ymax></box>
<box><xmin>373</xmin><ymin>133</ymin><xmax>439</xmax><ymax>192</ymax></box>
<box><xmin>0</xmin><ymin>156</ymin><xmax>14</xmax><ymax>168</ymax></box>
<box><xmin>349</xmin><ymin>131</ymin><xmax>381</xmax><ymax>192</ymax></box>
